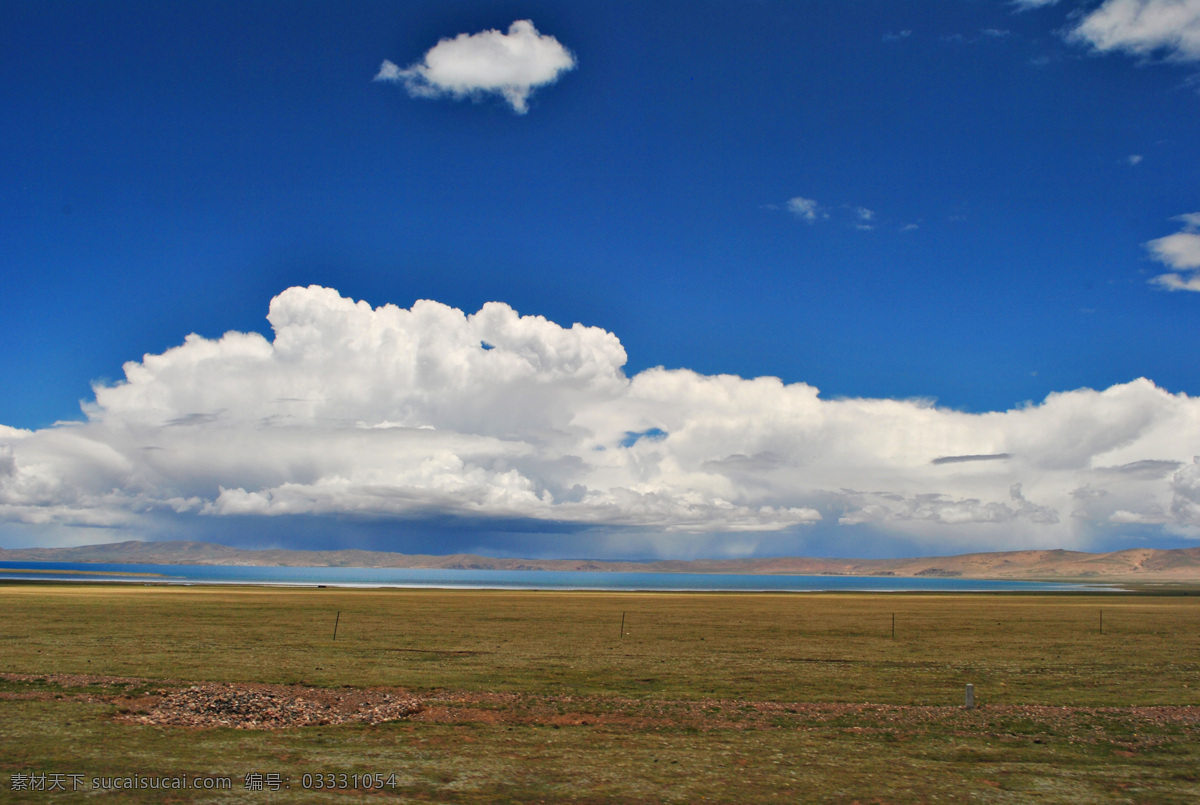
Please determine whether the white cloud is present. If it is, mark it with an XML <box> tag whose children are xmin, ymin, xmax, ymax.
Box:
<box><xmin>784</xmin><ymin>197</ymin><xmax>875</xmax><ymax>227</ymax></box>
<box><xmin>1149</xmin><ymin>228</ymin><xmax>1200</xmax><ymax>267</ymax></box>
<box><xmin>374</xmin><ymin>60</ymin><xmax>402</xmax><ymax>82</ymax></box>
<box><xmin>786</xmin><ymin>197</ymin><xmax>821</xmax><ymax>222</ymax></box>
<box><xmin>374</xmin><ymin>20</ymin><xmax>576</xmax><ymax>114</ymax></box>
<box><xmin>1069</xmin><ymin>0</ymin><xmax>1200</xmax><ymax>62</ymax></box>
<box><xmin>1147</xmin><ymin>212</ymin><xmax>1200</xmax><ymax>291</ymax></box>
<box><xmin>1127</xmin><ymin>154</ymin><xmax>1144</xmax><ymax>165</ymax></box>
<box><xmin>1171</xmin><ymin>458</ymin><xmax>1200</xmax><ymax>527</ymax></box>
<box><xmin>1153</xmin><ymin>273</ymin><xmax>1200</xmax><ymax>291</ymax></box>
<box><xmin>1012</xmin><ymin>0</ymin><xmax>1059</xmax><ymax>8</ymax></box>
<box><xmin>2</xmin><ymin>287</ymin><xmax>1200</xmax><ymax>552</ymax></box>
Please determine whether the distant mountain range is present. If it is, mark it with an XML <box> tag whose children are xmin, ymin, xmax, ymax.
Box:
<box><xmin>4</xmin><ymin>540</ymin><xmax>1200</xmax><ymax>582</ymax></box>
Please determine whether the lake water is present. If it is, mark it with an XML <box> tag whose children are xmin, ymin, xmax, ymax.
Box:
<box><xmin>0</xmin><ymin>560</ymin><xmax>1118</xmax><ymax>592</ymax></box>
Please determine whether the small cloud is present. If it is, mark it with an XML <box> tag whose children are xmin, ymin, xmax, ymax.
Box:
<box><xmin>783</xmin><ymin>198</ymin><xmax>880</xmax><ymax>229</ymax></box>
<box><xmin>374</xmin><ymin>60</ymin><xmax>402</xmax><ymax>82</ymax></box>
<box><xmin>1094</xmin><ymin>459</ymin><xmax>1183</xmax><ymax>478</ymax></box>
<box><xmin>374</xmin><ymin>20</ymin><xmax>576</xmax><ymax>114</ymax></box>
<box><xmin>1127</xmin><ymin>154</ymin><xmax>1144</xmax><ymax>165</ymax></box>
<box><xmin>786</xmin><ymin>197</ymin><xmax>822</xmax><ymax>223</ymax></box>
<box><xmin>1147</xmin><ymin>212</ymin><xmax>1200</xmax><ymax>291</ymax></box>
<box><xmin>1012</xmin><ymin>0</ymin><xmax>1059</xmax><ymax>9</ymax></box>
<box><xmin>983</xmin><ymin>28</ymin><xmax>1012</xmax><ymax>38</ymax></box>
<box><xmin>931</xmin><ymin>453</ymin><xmax>1012</xmax><ymax>466</ymax></box>
<box><xmin>1067</xmin><ymin>0</ymin><xmax>1200</xmax><ymax>63</ymax></box>
<box><xmin>883</xmin><ymin>30</ymin><xmax>912</xmax><ymax>42</ymax></box>
<box><xmin>899</xmin><ymin>223</ymin><xmax>920</xmax><ymax>232</ymax></box>
<box><xmin>1153</xmin><ymin>273</ymin><xmax>1200</xmax><ymax>291</ymax></box>
<box><xmin>165</xmin><ymin>411</ymin><xmax>224</xmax><ymax>427</ymax></box>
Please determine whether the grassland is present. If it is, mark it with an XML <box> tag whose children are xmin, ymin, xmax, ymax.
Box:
<box><xmin>1</xmin><ymin>583</ymin><xmax>1199</xmax><ymax>802</ymax></box>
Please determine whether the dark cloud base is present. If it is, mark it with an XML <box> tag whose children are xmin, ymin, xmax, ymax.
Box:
<box><xmin>123</xmin><ymin>513</ymin><xmax>936</xmax><ymax>563</ymax></box>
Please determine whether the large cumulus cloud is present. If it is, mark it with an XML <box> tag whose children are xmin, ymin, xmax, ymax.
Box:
<box><xmin>2</xmin><ymin>286</ymin><xmax>1199</xmax><ymax>551</ymax></box>
<box><xmin>1069</xmin><ymin>0</ymin><xmax>1200</xmax><ymax>63</ymax></box>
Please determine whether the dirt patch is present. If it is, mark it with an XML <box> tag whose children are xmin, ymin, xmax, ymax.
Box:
<box><xmin>1</xmin><ymin>672</ymin><xmax>167</xmax><ymax>688</ymax></box>
<box><xmin>409</xmin><ymin>690</ymin><xmax>1200</xmax><ymax>741</ymax></box>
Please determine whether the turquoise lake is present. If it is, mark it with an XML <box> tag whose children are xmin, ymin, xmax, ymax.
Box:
<box><xmin>0</xmin><ymin>560</ymin><xmax>1119</xmax><ymax>592</ymax></box>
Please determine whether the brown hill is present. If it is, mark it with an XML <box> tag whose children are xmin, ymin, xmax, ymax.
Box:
<box><xmin>4</xmin><ymin>540</ymin><xmax>1200</xmax><ymax>581</ymax></box>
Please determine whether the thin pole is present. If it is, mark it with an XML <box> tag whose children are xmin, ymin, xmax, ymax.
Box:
<box><xmin>620</xmin><ymin>611</ymin><xmax>625</xmax><ymax>640</ymax></box>
<box><xmin>333</xmin><ymin>611</ymin><xmax>341</xmax><ymax>642</ymax></box>
<box><xmin>891</xmin><ymin>613</ymin><xmax>895</xmax><ymax>639</ymax></box>
<box><xmin>1100</xmin><ymin>609</ymin><xmax>1103</xmax><ymax>635</ymax></box>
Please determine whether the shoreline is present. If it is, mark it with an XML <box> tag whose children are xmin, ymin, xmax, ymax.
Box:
<box><xmin>0</xmin><ymin>573</ymin><xmax>1132</xmax><ymax>594</ymax></box>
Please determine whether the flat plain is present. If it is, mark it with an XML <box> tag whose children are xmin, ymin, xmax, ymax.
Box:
<box><xmin>2</xmin><ymin>582</ymin><xmax>1199</xmax><ymax>803</ymax></box>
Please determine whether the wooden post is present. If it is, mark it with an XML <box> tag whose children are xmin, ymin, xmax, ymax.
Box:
<box><xmin>620</xmin><ymin>611</ymin><xmax>625</xmax><ymax>640</ymax></box>
<box><xmin>333</xmin><ymin>611</ymin><xmax>340</xmax><ymax>642</ymax></box>
<box><xmin>1100</xmin><ymin>609</ymin><xmax>1103</xmax><ymax>635</ymax></box>
<box><xmin>965</xmin><ymin>683</ymin><xmax>975</xmax><ymax>710</ymax></box>
<box><xmin>891</xmin><ymin>613</ymin><xmax>895</xmax><ymax>639</ymax></box>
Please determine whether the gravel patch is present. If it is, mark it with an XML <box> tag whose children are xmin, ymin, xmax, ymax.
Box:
<box><xmin>123</xmin><ymin>683</ymin><xmax>422</xmax><ymax>730</ymax></box>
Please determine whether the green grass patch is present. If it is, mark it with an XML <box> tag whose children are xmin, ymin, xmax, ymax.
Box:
<box><xmin>1</xmin><ymin>584</ymin><xmax>1199</xmax><ymax>802</ymax></box>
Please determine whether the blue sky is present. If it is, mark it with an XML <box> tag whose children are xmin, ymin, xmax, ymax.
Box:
<box><xmin>2</xmin><ymin>1</ymin><xmax>1200</xmax><ymax>559</ymax></box>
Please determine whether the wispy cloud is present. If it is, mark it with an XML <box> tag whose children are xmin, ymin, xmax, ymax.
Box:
<box><xmin>374</xmin><ymin>20</ymin><xmax>576</xmax><ymax>114</ymax></box>
<box><xmin>1068</xmin><ymin>0</ymin><xmax>1200</xmax><ymax>62</ymax></box>
<box><xmin>930</xmin><ymin>453</ymin><xmax>1012</xmax><ymax>465</ymax></box>
<box><xmin>2</xmin><ymin>287</ymin><xmax>1199</xmax><ymax>550</ymax></box>
<box><xmin>783</xmin><ymin>197</ymin><xmax>882</xmax><ymax>230</ymax></box>
<box><xmin>1127</xmin><ymin>154</ymin><xmax>1144</xmax><ymax>165</ymax></box>
<box><xmin>1148</xmin><ymin>213</ymin><xmax>1200</xmax><ymax>291</ymax></box>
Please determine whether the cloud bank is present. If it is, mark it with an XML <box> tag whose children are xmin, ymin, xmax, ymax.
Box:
<box><xmin>374</xmin><ymin>20</ymin><xmax>576</xmax><ymax>114</ymax></box>
<box><xmin>1069</xmin><ymin>0</ymin><xmax>1200</xmax><ymax>62</ymax></box>
<box><xmin>2</xmin><ymin>286</ymin><xmax>1199</xmax><ymax>553</ymax></box>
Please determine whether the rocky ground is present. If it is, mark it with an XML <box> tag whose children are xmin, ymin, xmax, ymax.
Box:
<box><xmin>0</xmin><ymin>674</ymin><xmax>420</xmax><ymax>730</ymax></box>
<box><xmin>126</xmin><ymin>684</ymin><xmax>422</xmax><ymax>729</ymax></box>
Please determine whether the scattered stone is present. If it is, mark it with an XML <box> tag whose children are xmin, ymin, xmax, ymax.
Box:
<box><xmin>125</xmin><ymin>683</ymin><xmax>420</xmax><ymax>730</ymax></box>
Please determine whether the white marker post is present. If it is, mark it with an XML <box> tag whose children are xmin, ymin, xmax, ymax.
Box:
<box><xmin>965</xmin><ymin>683</ymin><xmax>975</xmax><ymax>710</ymax></box>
